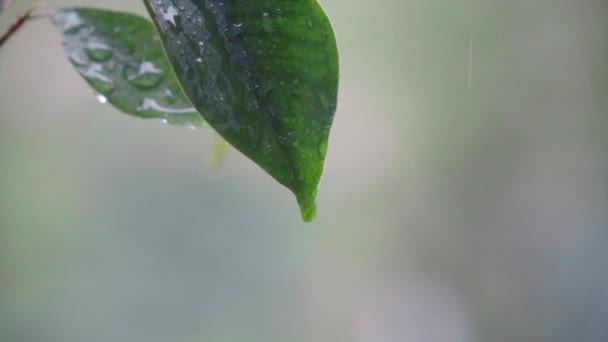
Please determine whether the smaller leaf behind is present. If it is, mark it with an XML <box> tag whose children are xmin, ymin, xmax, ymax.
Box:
<box><xmin>51</xmin><ymin>7</ymin><xmax>205</xmax><ymax>128</ymax></box>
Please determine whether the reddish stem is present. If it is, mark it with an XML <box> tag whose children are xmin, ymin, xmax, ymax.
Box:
<box><xmin>0</xmin><ymin>8</ymin><xmax>34</xmax><ymax>49</ymax></box>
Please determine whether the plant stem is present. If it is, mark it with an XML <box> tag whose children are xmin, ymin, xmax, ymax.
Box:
<box><xmin>0</xmin><ymin>7</ymin><xmax>35</xmax><ymax>49</ymax></box>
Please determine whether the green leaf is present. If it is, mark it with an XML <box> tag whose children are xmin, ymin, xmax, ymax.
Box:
<box><xmin>144</xmin><ymin>0</ymin><xmax>339</xmax><ymax>221</ymax></box>
<box><xmin>51</xmin><ymin>8</ymin><xmax>205</xmax><ymax>128</ymax></box>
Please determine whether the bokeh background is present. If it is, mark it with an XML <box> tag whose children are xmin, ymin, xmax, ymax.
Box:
<box><xmin>2</xmin><ymin>0</ymin><xmax>608</xmax><ymax>341</ymax></box>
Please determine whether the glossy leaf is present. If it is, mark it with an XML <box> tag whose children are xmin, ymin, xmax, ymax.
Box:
<box><xmin>144</xmin><ymin>0</ymin><xmax>339</xmax><ymax>221</ymax></box>
<box><xmin>51</xmin><ymin>8</ymin><xmax>205</xmax><ymax>128</ymax></box>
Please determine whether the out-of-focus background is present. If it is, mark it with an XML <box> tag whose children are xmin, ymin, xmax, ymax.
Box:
<box><xmin>2</xmin><ymin>0</ymin><xmax>608</xmax><ymax>341</ymax></box>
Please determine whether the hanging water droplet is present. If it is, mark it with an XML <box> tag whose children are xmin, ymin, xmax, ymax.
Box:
<box><xmin>95</xmin><ymin>93</ymin><xmax>108</xmax><ymax>104</ymax></box>
<box><xmin>85</xmin><ymin>42</ymin><xmax>113</xmax><ymax>62</ymax></box>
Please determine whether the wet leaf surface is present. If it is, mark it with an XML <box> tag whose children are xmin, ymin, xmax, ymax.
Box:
<box><xmin>144</xmin><ymin>0</ymin><xmax>339</xmax><ymax>220</ymax></box>
<box><xmin>51</xmin><ymin>8</ymin><xmax>205</xmax><ymax>128</ymax></box>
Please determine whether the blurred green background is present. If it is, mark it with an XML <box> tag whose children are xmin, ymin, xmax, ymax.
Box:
<box><xmin>2</xmin><ymin>0</ymin><xmax>608</xmax><ymax>341</ymax></box>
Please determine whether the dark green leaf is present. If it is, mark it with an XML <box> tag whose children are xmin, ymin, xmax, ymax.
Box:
<box><xmin>51</xmin><ymin>8</ymin><xmax>205</xmax><ymax>128</ymax></box>
<box><xmin>144</xmin><ymin>0</ymin><xmax>339</xmax><ymax>221</ymax></box>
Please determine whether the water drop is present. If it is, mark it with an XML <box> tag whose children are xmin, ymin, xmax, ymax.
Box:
<box><xmin>68</xmin><ymin>51</ymin><xmax>87</xmax><ymax>66</ymax></box>
<box><xmin>95</xmin><ymin>93</ymin><xmax>108</xmax><ymax>104</ymax></box>
<box><xmin>80</xmin><ymin>64</ymin><xmax>114</xmax><ymax>93</ymax></box>
<box><xmin>85</xmin><ymin>42</ymin><xmax>113</xmax><ymax>62</ymax></box>
<box><xmin>126</xmin><ymin>61</ymin><xmax>163</xmax><ymax>89</ymax></box>
<box><xmin>137</xmin><ymin>98</ymin><xmax>197</xmax><ymax>114</ymax></box>
<box><xmin>60</xmin><ymin>11</ymin><xmax>85</xmax><ymax>34</ymax></box>
<box><xmin>318</xmin><ymin>140</ymin><xmax>328</xmax><ymax>158</ymax></box>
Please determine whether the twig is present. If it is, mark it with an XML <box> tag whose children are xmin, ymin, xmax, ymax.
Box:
<box><xmin>0</xmin><ymin>7</ymin><xmax>35</xmax><ymax>49</ymax></box>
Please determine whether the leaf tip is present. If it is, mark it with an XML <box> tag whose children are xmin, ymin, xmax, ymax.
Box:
<box><xmin>297</xmin><ymin>194</ymin><xmax>317</xmax><ymax>223</ymax></box>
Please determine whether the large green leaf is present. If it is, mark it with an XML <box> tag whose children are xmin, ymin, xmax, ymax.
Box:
<box><xmin>144</xmin><ymin>0</ymin><xmax>339</xmax><ymax>221</ymax></box>
<box><xmin>51</xmin><ymin>8</ymin><xmax>205</xmax><ymax>128</ymax></box>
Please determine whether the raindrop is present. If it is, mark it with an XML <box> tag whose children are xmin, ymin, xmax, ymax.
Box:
<box><xmin>137</xmin><ymin>98</ymin><xmax>197</xmax><ymax>114</ymax></box>
<box><xmin>318</xmin><ymin>140</ymin><xmax>328</xmax><ymax>158</ymax></box>
<box><xmin>85</xmin><ymin>42</ymin><xmax>113</xmax><ymax>62</ymax></box>
<box><xmin>95</xmin><ymin>93</ymin><xmax>108</xmax><ymax>104</ymax></box>
<box><xmin>68</xmin><ymin>51</ymin><xmax>87</xmax><ymax>66</ymax></box>
<box><xmin>80</xmin><ymin>64</ymin><xmax>114</xmax><ymax>93</ymax></box>
<box><xmin>60</xmin><ymin>11</ymin><xmax>85</xmax><ymax>33</ymax></box>
<box><xmin>126</xmin><ymin>61</ymin><xmax>164</xmax><ymax>89</ymax></box>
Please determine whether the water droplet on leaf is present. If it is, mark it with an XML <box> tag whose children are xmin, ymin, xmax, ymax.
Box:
<box><xmin>126</xmin><ymin>61</ymin><xmax>164</xmax><ymax>89</ymax></box>
<box><xmin>318</xmin><ymin>140</ymin><xmax>328</xmax><ymax>158</ymax></box>
<box><xmin>85</xmin><ymin>42</ymin><xmax>113</xmax><ymax>62</ymax></box>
